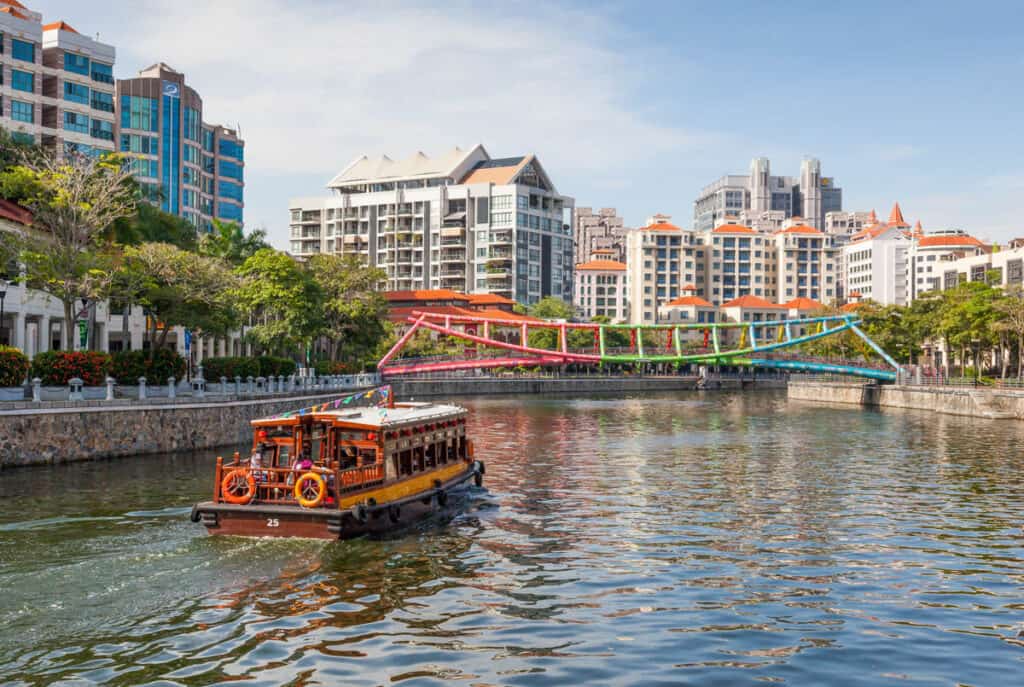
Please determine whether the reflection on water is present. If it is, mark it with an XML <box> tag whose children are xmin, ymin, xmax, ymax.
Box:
<box><xmin>1</xmin><ymin>391</ymin><xmax>1023</xmax><ymax>686</ymax></box>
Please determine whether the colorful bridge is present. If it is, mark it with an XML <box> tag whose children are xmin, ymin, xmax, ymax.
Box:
<box><xmin>378</xmin><ymin>311</ymin><xmax>902</xmax><ymax>382</ymax></box>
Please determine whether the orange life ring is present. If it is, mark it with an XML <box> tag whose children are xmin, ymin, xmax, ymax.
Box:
<box><xmin>294</xmin><ymin>471</ymin><xmax>326</xmax><ymax>508</ymax></box>
<box><xmin>221</xmin><ymin>468</ymin><xmax>256</xmax><ymax>504</ymax></box>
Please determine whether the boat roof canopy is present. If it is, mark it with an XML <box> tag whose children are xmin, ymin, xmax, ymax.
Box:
<box><xmin>251</xmin><ymin>402</ymin><xmax>465</xmax><ymax>429</ymax></box>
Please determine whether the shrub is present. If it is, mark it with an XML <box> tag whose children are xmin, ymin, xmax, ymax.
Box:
<box><xmin>314</xmin><ymin>359</ymin><xmax>354</xmax><ymax>376</ymax></box>
<box><xmin>202</xmin><ymin>356</ymin><xmax>260</xmax><ymax>381</ymax></box>
<box><xmin>258</xmin><ymin>356</ymin><xmax>297</xmax><ymax>377</ymax></box>
<box><xmin>110</xmin><ymin>349</ymin><xmax>186</xmax><ymax>385</ymax></box>
<box><xmin>0</xmin><ymin>346</ymin><xmax>29</xmax><ymax>387</ymax></box>
<box><xmin>31</xmin><ymin>351</ymin><xmax>111</xmax><ymax>386</ymax></box>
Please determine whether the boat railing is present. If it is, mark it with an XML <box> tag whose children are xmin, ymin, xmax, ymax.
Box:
<box><xmin>214</xmin><ymin>454</ymin><xmax>386</xmax><ymax>507</ymax></box>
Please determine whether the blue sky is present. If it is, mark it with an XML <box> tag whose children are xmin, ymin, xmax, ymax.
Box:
<box><xmin>38</xmin><ymin>0</ymin><xmax>1024</xmax><ymax>246</ymax></box>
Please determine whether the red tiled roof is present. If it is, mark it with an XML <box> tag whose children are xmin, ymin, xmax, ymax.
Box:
<box><xmin>916</xmin><ymin>235</ymin><xmax>984</xmax><ymax>248</ymax></box>
<box><xmin>390</xmin><ymin>305</ymin><xmax>541</xmax><ymax>324</ymax></box>
<box><xmin>0</xmin><ymin>198</ymin><xmax>32</xmax><ymax>225</ymax></box>
<box><xmin>780</xmin><ymin>225</ymin><xmax>823</xmax><ymax>235</ymax></box>
<box><xmin>841</xmin><ymin>302</ymin><xmax>865</xmax><ymax>312</ymax></box>
<box><xmin>0</xmin><ymin>5</ymin><xmax>28</xmax><ymax>18</ymax></box>
<box><xmin>849</xmin><ymin>290</ymin><xmax>862</xmax><ymax>298</ymax></box>
<box><xmin>712</xmin><ymin>223</ymin><xmax>757</xmax><ymax>234</ymax></box>
<box><xmin>721</xmin><ymin>295</ymin><xmax>785</xmax><ymax>309</ymax></box>
<box><xmin>0</xmin><ymin>0</ymin><xmax>28</xmax><ymax>8</ymax></box>
<box><xmin>681</xmin><ymin>283</ymin><xmax>697</xmax><ymax>291</ymax></box>
<box><xmin>384</xmin><ymin>289</ymin><xmax>471</xmax><ymax>303</ymax></box>
<box><xmin>887</xmin><ymin>202</ymin><xmax>909</xmax><ymax>227</ymax></box>
<box><xmin>783</xmin><ymin>297</ymin><xmax>823</xmax><ymax>310</ymax></box>
<box><xmin>467</xmin><ymin>293</ymin><xmax>515</xmax><ymax>306</ymax></box>
<box><xmin>576</xmin><ymin>259</ymin><xmax>626</xmax><ymax>271</ymax></box>
<box><xmin>664</xmin><ymin>295</ymin><xmax>714</xmax><ymax>308</ymax></box>
<box><xmin>851</xmin><ymin>223</ymin><xmax>890</xmax><ymax>242</ymax></box>
<box><xmin>643</xmin><ymin>220</ymin><xmax>681</xmax><ymax>232</ymax></box>
<box><xmin>43</xmin><ymin>21</ymin><xmax>78</xmax><ymax>33</ymax></box>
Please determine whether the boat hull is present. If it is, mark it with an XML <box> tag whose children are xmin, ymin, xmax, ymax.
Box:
<box><xmin>191</xmin><ymin>461</ymin><xmax>482</xmax><ymax>540</ymax></box>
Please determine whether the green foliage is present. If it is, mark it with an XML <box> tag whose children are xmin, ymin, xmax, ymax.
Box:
<box><xmin>30</xmin><ymin>351</ymin><xmax>110</xmax><ymax>386</ymax></box>
<box><xmin>202</xmin><ymin>356</ymin><xmax>260</xmax><ymax>380</ymax></box>
<box><xmin>109</xmin><ymin>202</ymin><xmax>198</xmax><ymax>251</ymax></box>
<box><xmin>305</xmin><ymin>253</ymin><xmax>388</xmax><ymax>368</ymax></box>
<box><xmin>314</xmin><ymin>359</ymin><xmax>356</xmax><ymax>375</ymax></box>
<box><xmin>234</xmin><ymin>249</ymin><xmax>323</xmax><ymax>354</ymax></box>
<box><xmin>257</xmin><ymin>356</ymin><xmax>297</xmax><ymax>377</ymax></box>
<box><xmin>109</xmin><ymin>349</ymin><xmax>186</xmax><ymax>385</ymax></box>
<box><xmin>198</xmin><ymin>219</ymin><xmax>270</xmax><ymax>266</ymax></box>
<box><xmin>0</xmin><ymin>346</ymin><xmax>29</xmax><ymax>387</ymax></box>
<box><xmin>528</xmin><ymin>296</ymin><xmax>575</xmax><ymax>320</ymax></box>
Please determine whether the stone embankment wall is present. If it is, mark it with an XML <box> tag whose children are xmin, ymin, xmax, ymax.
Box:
<box><xmin>788</xmin><ymin>380</ymin><xmax>1024</xmax><ymax>420</ymax></box>
<box><xmin>0</xmin><ymin>391</ymin><xmax>359</xmax><ymax>468</ymax></box>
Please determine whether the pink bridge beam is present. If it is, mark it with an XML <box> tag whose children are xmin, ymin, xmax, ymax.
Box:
<box><xmin>381</xmin><ymin>356</ymin><xmax>570</xmax><ymax>376</ymax></box>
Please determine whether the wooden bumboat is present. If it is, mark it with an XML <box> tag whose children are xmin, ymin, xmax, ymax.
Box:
<box><xmin>190</xmin><ymin>395</ymin><xmax>484</xmax><ymax>539</ymax></box>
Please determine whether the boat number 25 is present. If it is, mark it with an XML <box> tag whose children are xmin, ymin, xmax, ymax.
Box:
<box><xmin>266</xmin><ymin>518</ymin><xmax>280</xmax><ymax>528</ymax></box>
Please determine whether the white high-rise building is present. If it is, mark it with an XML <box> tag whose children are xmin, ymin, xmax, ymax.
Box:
<box><xmin>842</xmin><ymin>204</ymin><xmax>911</xmax><ymax>306</ymax></box>
<box><xmin>289</xmin><ymin>145</ymin><xmax>574</xmax><ymax>305</ymax></box>
<box><xmin>574</xmin><ymin>250</ymin><xmax>628</xmax><ymax>322</ymax></box>
<box><xmin>0</xmin><ymin>5</ymin><xmax>116</xmax><ymax>157</ymax></box>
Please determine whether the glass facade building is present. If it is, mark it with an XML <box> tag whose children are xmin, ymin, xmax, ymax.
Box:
<box><xmin>116</xmin><ymin>63</ymin><xmax>244</xmax><ymax>231</ymax></box>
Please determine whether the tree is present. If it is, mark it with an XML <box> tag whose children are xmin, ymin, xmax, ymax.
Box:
<box><xmin>9</xmin><ymin>151</ymin><xmax>136</xmax><ymax>349</ymax></box>
<box><xmin>528</xmin><ymin>296</ymin><xmax>575</xmax><ymax>320</ymax></box>
<box><xmin>109</xmin><ymin>201</ymin><xmax>198</xmax><ymax>251</ymax></box>
<box><xmin>592</xmin><ymin>315</ymin><xmax>631</xmax><ymax>349</ymax></box>
<box><xmin>118</xmin><ymin>243</ymin><xmax>238</xmax><ymax>356</ymax></box>
<box><xmin>305</xmin><ymin>253</ymin><xmax>388</xmax><ymax>367</ymax></box>
<box><xmin>199</xmin><ymin>219</ymin><xmax>270</xmax><ymax>266</ymax></box>
<box><xmin>234</xmin><ymin>249</ymin><xmax>323</xmax><ymax>357</ymax></box>
<box><xmin>995</xmin><ymin>286</ymin><xmax>1024</xmax><ymax>378</ymax></box>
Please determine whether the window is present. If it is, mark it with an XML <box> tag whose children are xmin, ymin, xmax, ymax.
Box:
<box><xmin>12</xmin><ymin>39</ymin><xmax>34</xmax><ymax>63</ymax></box>
<box><xmin>217</xmin><ymin>202</ymin><xmax>243</xmax><ymax>222</ymax></box>
<box><xmin>128</xmin><ymin>157</ymin><xmax>159</xmax><ymax>178</ymax></box>
<box><xmin>11</xmin><ymin>100</ymin><xmax>33</xmax><ymax>123</ymax></box>
<box><xmin>219</xmin><ymin>160</ymin><xmax>243</xmax><ymax>181</ymax></box>
<box><xmin>184</xmin><ymin>107</ymin><xmax>201</xmax><ymax>142</ymax></box>
<box><xmin>11</xmin><ymin>70</ymin><xmax>33</xmax><ymax>93</ymax></box>
<box><xmin>64</xmin><ymin>111</ymin><xmax>89</xmax><ymax>133</ymax></box>
<box><xmin>90</xmin><ymin>62</ymin><xmax>113</xmax><ymax>84</ymax></box>
<box><xmin>91</xmin><ymin>91</ymin><xmax>114</xmax><ymax>113</ymax></box>
<box><xmin>218</xmin><ymin>138</ymin><xmax>244</xmax><ymax>161</ymax></box>
<box><xmin>120</xmin><ymin>95</ymin><xmax>159</xmax><ymax>131</ymax></box>
<box><xmin>120</xmin><ymin>134</ymin><xmax>159</xmax><ymax>154</ymax></box>
<box><xmin>91</xmin><ymin>119</ymin><xmax>113</xmax><ymax>141</ymax></box>
<box><xmin>202</xmin><ymin>128</ymin><xmax>214</xmax><ymax>152</ymax></box>
<box><xmin>184</xmin><ymin>144</ymin><xmax>200</xmax><ymax>164</ymax></box>
<box><xmin>64</xmin><ymin>52</ymin><xmax>90</xmax><ymax>75</ymax></box>
<box><xmin>64</xmin><ymin>81</ymin><xmax>89</xmax><ymax>104</ymax></box>
<box><xmin>218</xmin><ymin>180</ymin><xmax>243</xmax><ymax>202</ymax></box>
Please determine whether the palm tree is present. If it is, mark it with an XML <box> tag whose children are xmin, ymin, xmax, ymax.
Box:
<box><xmin>198</xmin><ymin>219</ymin><xmax>269</xmax><ymax>266</ymax></box>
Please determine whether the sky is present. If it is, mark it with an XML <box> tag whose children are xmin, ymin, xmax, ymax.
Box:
<box><xmin>35</xmin><ymin>0</ymin><xmax>1024</xmax><ymax>247</ymax></box>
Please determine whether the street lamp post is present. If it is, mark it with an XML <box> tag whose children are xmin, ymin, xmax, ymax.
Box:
<box><xmin>0</xmin><ymin>278</ymin><xmax>8</xmax><ymax>347</ymax></box>
<box><xmin>971</xmin><ymin>338</ymin><xmax>981</xmax><ymax>386</ymax></box>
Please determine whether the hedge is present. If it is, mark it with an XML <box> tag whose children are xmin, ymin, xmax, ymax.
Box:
<box><xmin>30</xmin><ymin>351</ymin><xmax>111</xmax><ymax>386</ymax></box>
<box><xmin>314</xmin><ymin>360</ymin><xmax>356</xmax><ymax>376</ymax></box>
<box><xmin>257</xmin><ymin>356</ymin><xmax>297</xmax><ymax>377</ymax></box>
<box><xmin>0</xmin><ymin>346</ymin><xmax>29</xmax><ymax>387</ymax></box>
<box><xmin>201</xmin><ymin>356</ymin><xmax>260</xmax><ymax>381</ymax></box>
<box><xmin>109</xmin><ymin>349</ymin><xmax>186</xmax><ymax>386</ymax></box>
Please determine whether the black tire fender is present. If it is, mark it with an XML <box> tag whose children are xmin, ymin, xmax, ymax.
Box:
<box><xmin>388</xmin><ymin>504</ymin><xmax>401</xmax><ymax>523</ymax></box>
<box><xmin>436</xmin><ymin>489</ymin><xmax>449</xmax><ymax>508</ymax></box>
<box><xmin>189</xmin><ymin>506</ymin><xmax>202</xmax><ymax>523</ymax></box>
<box><xmin>474</xmin><ymin>471</ymin><xmax>483</xmax><ymax>488</ymax></box>
<box><xmin>351</xmin><ymin>504</ymin><xmax>368</xmax><ymax>523</ymax></box>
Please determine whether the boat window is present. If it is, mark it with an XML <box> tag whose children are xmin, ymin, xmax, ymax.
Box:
<box><xmin>275</xmin><ymin>444</ymin><xmax>291</xmax><ymax>468</ymax></box>
<box><xmin>358</xmin><ymin>448</ymin><xmax>377</xmax><ymax>467</ymax></box>
<box><xmin>424</xmin><ymin>443</ymin><xmax>436</xmax><ymax>469</ymax></box>
<box><xmin>399</xmin><ymin>450</ymin><xmax>413</xmax><ymax>476</ymax></box>
<box><xmin>412</xmin><ymin>446</ymin><xmax>424</xmax><ymax>472</ymax></box>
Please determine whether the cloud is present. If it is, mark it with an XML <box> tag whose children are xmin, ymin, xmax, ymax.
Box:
<box><xmin>109</xmin><ymin>0</ymin><xmax>709</xmax><ymax>184</ymax></box>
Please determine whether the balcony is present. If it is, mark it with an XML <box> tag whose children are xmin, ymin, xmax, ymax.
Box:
<box><xmin>491</xmin><ymin>231</ymin><xmax>513</xmax><ymax>244</ymax></box>
<box><xmin>486</xmin><ymin>268</ymin><xmax>511</xmax><ymax>280</ymax></box>
<box><xmin>440</xmin><ymin>250</ymin><xmax>465</xmax><ymax>263</ymax></box>
<box><xmin>440</xmin><ymin>265</ymin><xmax>465</xmax><ymax>276</ymax></box>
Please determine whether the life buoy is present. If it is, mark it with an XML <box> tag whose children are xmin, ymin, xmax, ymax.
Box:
<box><xmin>221</xmin><ymin>469</ymin><xmax>256</xmax><ymax>504</ymax></box>
<box><xmin>294</xmin><ymin>472</ymin><xmax>326</xmax><ymax>508</ymax></box>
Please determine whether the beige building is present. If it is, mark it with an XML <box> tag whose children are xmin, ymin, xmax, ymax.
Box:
<box><xmin>935</xmin><ymin>239</ymin><xmax>1024</xmax><ymax>291</ymax></box>
<box><xmin>624</xmin><ymin>215</ymin><xmax>705</xmax><ymax>324</ymax></box>
<box><xmin>574</xmin><ymin>251</ymin><xmax>627</xmax><ymax>322</ymax></box>
<box><xmin>771</xmin><ymin>224</ymin><xmax>839</xmax><ymax>304</ymax></box>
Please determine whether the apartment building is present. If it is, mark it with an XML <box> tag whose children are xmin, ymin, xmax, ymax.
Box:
<box><xmin>116</xmin><ymin>63</ymin><xmax>244</xmax><ymax>231</ymax></box>
<box><xmin>0</xmin><ymin>5</ymin><xmax>116</xmax><ymax>156</ymax></box>
<box><xmin>906</xmin><ymin>229</ymin><xmax>986</xmax><ymax>300</ymax></box>
<box><xmin>624</xmin><ymin>215</ymin><xmax>705</xmax><ymax>325</ymax></box>
<box><xmin>693</xmin><ymin>157</ymin><xmax>841</xmax><ymax>233</ymax></box>
<box><xmin>936</xmin><ymin>239</ymin><xmax>1024</xmax><ymax>291</ymax></box>
<box><xmin>842</xmin><ymin>204</ymin><xmax>911</xmax><ymax>306</ymax></box>
<box><xmin>825</xmin><ymin>209</ymin><xmax>875</xmax><ymax>237</ymax></box>
<box><xmin>705</xmin><ymin>223</ymin><xmax>777</xmax><ymax>305</ymax></box>
<box><xmin>574</xmin><ymin>250</ymin><xmax>627</xmax><ymax>322</ymax></box>
<box><xmin>573</xmin><ymin>207</ymin><xmax>626</xmax><ymax>264</ymax></box>
<box><xmin>289</xmin><ymin>145</ymin><xmax>574</xmax><ymax>305</ymax></box>
<box><xmin>771</xmin><ymin>225</ymin><xmax>839</xmax><ymax>304</ymax></box>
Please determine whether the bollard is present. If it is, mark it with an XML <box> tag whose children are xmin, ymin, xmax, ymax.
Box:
<box><xmin>288</xmin><ymin>374</ymin><xmax>295</xmax><ymax>392</ymax></box>
<box><xmin>138</xmin><ymin>376</ymin><xmax>147</xmax><ymax>400</ymax></box>
<box><xmin>32</xmin><ymin>377</ymin><xmax>41</xmax><ymax>403</ymax></box>
<box><xmin>247</xmin><ymin>375</ymin><xmax>254</xmax><ymax>393</ymax></box>
<box><xmin>168</xmin><ymin>376</ymin><xmax>176</xmax><ymax>399</ymax></box>
<box><xmin>68</xmin><ymin>377</ymin><xmax>84</xmax><ymax>401</ymax></box>
<box><xmin>220</xmin><ymin>376</ymin><xmax>228</xmax><ymax>394</ymax></box>
<box><xmin>276</xmin><ymin>375</ymin><xmax>284</xmax><ymax>393</ymax></box>
<box><xmin>193</xmin><ymin>370</ymin><xmax>206</xmax><ymax>398</ymax></box>
<box><xmin>105</xmin><ymin>376</ymin><xmax>115</xmax><ymax>401</ymax></box>
<box><xmin>256</xmin><ymin>376</ymin><xmax>266</xmax><ymax>393</ymax></box>
<box><xmin>234</xmin><ymin>376</ymin><xmax>242</xmax><ymax>395</ymax></box>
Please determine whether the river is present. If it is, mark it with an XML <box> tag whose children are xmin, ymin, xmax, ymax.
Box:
<box><xmin>1</xmin><ymin>391</ymin><xmax>1023</xmax><ymax>686</ymax></box>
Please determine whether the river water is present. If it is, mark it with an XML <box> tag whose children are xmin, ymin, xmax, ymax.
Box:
<box><xmin>1</xmin><ymin>391</ymin><xmax>1023</xmax><ymax>686</ymax></box>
